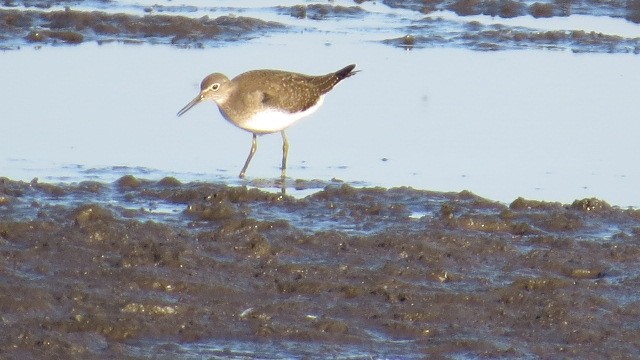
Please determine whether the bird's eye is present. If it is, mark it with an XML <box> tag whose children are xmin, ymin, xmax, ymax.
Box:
<box><xmin>211</xmin><ymin>83</ymin><xmax>220</xmax><ymax>91</ymax></box>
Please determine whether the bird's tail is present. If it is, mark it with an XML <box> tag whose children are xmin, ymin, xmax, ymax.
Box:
<box><xmin>335</xmin><ymin>64</ymin><xmax>358</xmax><ymax>80</ymax></box>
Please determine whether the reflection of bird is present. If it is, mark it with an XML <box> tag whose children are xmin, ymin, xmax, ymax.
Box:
<box><xmin>177</xmin><ymin>64</ymin><xmax>357</xmax><ymax>178</ymax></box>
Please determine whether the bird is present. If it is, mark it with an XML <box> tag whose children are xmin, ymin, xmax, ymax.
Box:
<box><xmin>177</xmin><ymin>64</ymin><xmax>357</xmax><ymax>179</ymax></box>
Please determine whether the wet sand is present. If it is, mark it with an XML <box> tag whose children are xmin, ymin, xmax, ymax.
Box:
<box><xmin>1</xmin><ymin>176</ymin><xmax>639</xmax><ymax>358</ymax></box>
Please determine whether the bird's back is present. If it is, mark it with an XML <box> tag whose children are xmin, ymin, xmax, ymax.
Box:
<box><xmin>229</xmin><ymin>66</ymin><xmax>355</xmax><ymax>113</ymax></box>
<box><xmin>217</xmin><ymin>65</ymin><xmax>356</xmax><ymax>132</ymax></box>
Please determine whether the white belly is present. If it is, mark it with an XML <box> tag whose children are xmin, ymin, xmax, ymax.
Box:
<box><xmin>232</xmin><ymin>95</ymin><xmax>325</xmax><ymax>134</ymax></box>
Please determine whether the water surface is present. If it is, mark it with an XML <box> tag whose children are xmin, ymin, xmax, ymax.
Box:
<box><xmin>2</xmin><ymin>39</ymin><xmax>639</xmax><ymax>206</ymax></box>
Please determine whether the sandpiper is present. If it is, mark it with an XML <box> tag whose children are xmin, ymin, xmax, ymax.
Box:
<box><xmin>177</xmin><ymin>64</ymin><xmax>357</xmax><ymax>178</ymax></box>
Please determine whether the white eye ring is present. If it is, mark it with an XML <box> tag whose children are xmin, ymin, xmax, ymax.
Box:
<box><xmin>211</xmin><ymin>83</ymin><xmax>220</xmax><ymax>91</ymax></box>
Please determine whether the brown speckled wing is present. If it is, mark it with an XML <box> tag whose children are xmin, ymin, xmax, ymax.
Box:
<box><xmin>233</xmin><ymin>65</ymin><xmax>357</xmax><ymax>115</ymax></box>
<box><xmin>259</xmin><ymin>74</ymin><xmax>324</xmax><ymax>113</ymax></box>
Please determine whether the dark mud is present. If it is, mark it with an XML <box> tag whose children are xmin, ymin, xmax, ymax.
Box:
<box><xmin>384</xmin><ymin>21</ymin><xmax>640</xmax><ymax>52</ymax></box>
<box><xmin>1</xmin><ymin>176</ymin><xmax>639</xmax><ymax>358</ymax></box>
<box><xmin>384</xmin><ymin>0</ymin><xmax>640</xmax><ymax>22</ymax></box>
<box><xmin>1</xmin><ymin>1</ymin><xmax>639</xmax><ymax>53</ymax></box>
<box><xmin>382</xmin><ymin>0</ymin><xmax>640</xmax><ymax>53</ymax></box>
<box><xmin>0</xmin><ymin>7</ymin><xmax>285</xmax><ymax>49</ymax></box>
<box><xmin>277</xmin><ymin>4</ymin><xmax>367</xmax><ymax>20</ymax></box>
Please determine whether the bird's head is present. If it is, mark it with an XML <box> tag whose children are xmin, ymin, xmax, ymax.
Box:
<box><xmin>177</xmin><ymin>73</ymin><xmax>230</xmax><ymax>117</ymax></box>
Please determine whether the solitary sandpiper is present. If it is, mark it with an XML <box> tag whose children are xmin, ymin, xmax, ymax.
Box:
<box><xmin>177</xmin><ymin>64</ymin><xmax>357</xmax><ymax>178</ymax></box>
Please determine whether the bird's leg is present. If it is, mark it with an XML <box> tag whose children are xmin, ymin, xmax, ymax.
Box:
<box><xmin>280</xmin><ymin>130</ymin><xmax>289</xmax><ymax>178</ymax></box>
<box><xmin>239</xmin><ymin>133</ymin><xmax>258</xmax><ymax>178</ymax></box>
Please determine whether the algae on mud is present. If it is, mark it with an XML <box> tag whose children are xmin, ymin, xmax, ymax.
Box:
<box><xmin>0</xmin><ymin>7</ymin><xmax>285</xmax><ymax>48</ymax></box>
<box><xmin>1</xmin><ymin>176</ymin><xmax>639</xmax><ymax>358</ymax></box>
<box><xmin>1</xmin><ymin>1</ymin><xmax>639</xmax><ymax>52</ymax></box>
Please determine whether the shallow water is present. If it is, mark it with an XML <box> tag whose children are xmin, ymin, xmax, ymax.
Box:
<box><xmin>2</xmin><ymin>0</ymin><xmax>640</xmax><ymax>207</ymax></box>
<box><xmin>2</xmin><ymin>41</ymin><xmax>640</xmax><ymax>206</ymax></box>
<box><xmin>1</xmin><ymin>1</ymin><xmax>640</xmax><ymax>358</ymax></box>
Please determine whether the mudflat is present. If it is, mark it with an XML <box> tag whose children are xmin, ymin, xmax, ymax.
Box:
<box><xmin>1</xmin><ymin>176</ymin><xmax>638</xmax><ymax>358</ymax></box>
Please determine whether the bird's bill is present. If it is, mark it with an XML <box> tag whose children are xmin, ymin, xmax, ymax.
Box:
<box><xmin>177</xmin><ymin>94</ymin><xmax>203</xmax><ymax>117</ymax></box>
